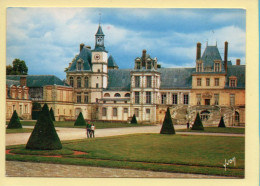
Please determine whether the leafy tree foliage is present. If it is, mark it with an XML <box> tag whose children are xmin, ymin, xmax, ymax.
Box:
<box><xmin>74</xmin><ymin>112</ymin><xmax>86</xmax><ymax>126</ymax></box>
<box><xmin>131</xmin><ymin>114</ymin><xmax>137</xmax><ymax>124</ymax></box>
<box><xmin>6</xmin><ymin>58</ymin><xmax>28</xmax><ymax>75</ymax></box>
<box><xmin>160</xmin><ymin>108</ymin><xmax>175</xmax><ymax>134</ymax></box>
<box><xmin>7</xmin><ymin>110</ymin><xmax>22</xmax><ymax>129</ymax></box>
<box><xmin>218</xmin><ymin>116</ymin><xmax>226</xmax><ymax>128</ymax></box>
<box><xmin>191</xmin><ymin>113</ymin><xmax>204</xmax><ymax>130</ymax></box>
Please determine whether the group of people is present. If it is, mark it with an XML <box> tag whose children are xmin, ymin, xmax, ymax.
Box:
<box><xmin>86</xmin><ymin>121</ymin><xmax>95</xmax><ymax>138</ymax></box>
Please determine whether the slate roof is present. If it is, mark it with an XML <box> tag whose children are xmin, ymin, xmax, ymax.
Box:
<box><xmin>225</xmin><ymin>65</ymin><xmax>245</xmax><ymax>88</ymax></box>
<box><xmin>6</xmin><ymin>79</ymin><xmax>20</xmax><ymax>87</ymax></box>
<box><xmin>108</xmin><ymin>55</ymin><xmax>118</xmax><ymax>68</ymax></box>
<box><xmin>6</xmin><ymin>75</ymin><xmax>69</xmax><ymax>87</ymax></box>
<box><xmin>201</xmin><ymin>45</ymin><xmax>224</xmax><ymax>71</ymax></box>
<box><xmin>68</xmin><ymin>47</ymin><xmax>92</xmax><ymax>72</ymax></box>
<box><xmin>95</xmin><ymin>25</ymin><xmax>105</xmax><ymax>36</ymax></box>
<box><xmin>158</xmin><ymin>68</ymin><xmax>195</xmax><ymax>89</ymax></box>
<box><xmin>106</xmin><ymin>69</ymin><xmax>131</xmax><ymax>91</ymax></box>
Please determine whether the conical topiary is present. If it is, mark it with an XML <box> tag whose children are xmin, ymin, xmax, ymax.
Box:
<box><xmin>160</xmin><ymin>108</ymin><xmax>175</xmax><ymax>134</ymax></box>
<box><xmin>26</xmin><ymin>104</ymin><xmax>62</xmax><ymax>150</ymax></box>
<box><xmin>50</xmin><ymin>107</ymin><xmax>55</xmax><ymax>121</ymax></box>
<box><xmin>218</xmin><ymin>116</ymin><xmax>226</xmax><ymax>128</ymax></box>
<box><xmin>191</xmin><ymin>113</ymin><xmax>204</xmax><ymax>130</ymax></box>
<box><xmin>74</xmin><ymin>112</ymin><xmax>86</xmax><ymax>126</ymax></box>
<box><xmin>131</xmin><ymin>114</ymin><xmax>137</xmax><ymax>124</ymax></box>
<box><xmin>7</xmin><ymin>110</ymin><xmax>22</xmax><ymax>129</ymax></box>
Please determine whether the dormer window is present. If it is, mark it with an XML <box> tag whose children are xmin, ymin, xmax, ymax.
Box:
<box><xmin>214</xmin><ymin>61</ymin><xmax>221</xmax><ymax>72</ymax></box>
<box><xmin>77</xmin><ymin>60</ymin><xmax>83</xmax><ymax>71</ymax></box>
<box><xmin>196</xmin><ymin>62</ymin><xmax>203</xmax><ymax>72</ymax></box>
<box><xmin>229</xmin><ymin>76</ymin><xmax>237</xmax><ymax>87</ymax></box>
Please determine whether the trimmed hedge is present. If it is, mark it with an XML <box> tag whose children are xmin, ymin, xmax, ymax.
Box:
<box><xmin>160</xmin><ymin>108</ymin><xmax>175</xmax><ymax>134</ymax></box>
<box><xmin>191</xmin><ymin>113</ymin><xmax>204</xmax><ymax>130</ymax></box>
<box><xmin>131</xmin><ymin>114</ymin><xmax>137</xmax><ymax>124</ymax></box>
<box><xmin>74</xmin><ymin>112</ymin><xmax>86</xmax><ymax>126</ymax></box>
<box><xmin>7</xmin><ymin>110</ymin><xmax>22</xmax><ymax>129</ymax></box>
<box><xmin>50</xmin><ymin>107</ymin><xmax>55</xmax><ymax>121</ymax></box>
<box><xmin>218</xmin><ymin>116</ymin><xmax>226</xmax><ymax>128</ymax></box>
<box><xmin>26</xmin><ymin>103</ymin><xmax>62</xmax><ymax>150</ymax></box>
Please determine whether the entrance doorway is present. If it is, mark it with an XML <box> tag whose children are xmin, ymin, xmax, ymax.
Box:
<box><xmin>205</xmin><ymin>99</ymin><xmax>210</xmax><ymax>105</ymax></box>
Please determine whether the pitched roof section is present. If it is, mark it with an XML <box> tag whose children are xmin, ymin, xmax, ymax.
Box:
<box><xmin>68</xmin><ymin>47</ymin><xmax>92</xmax><ymax>72</ymax></box>
<box><xmin>6</xmin><ymin>79</ymin><xmax>20</xmax><ymax>87</ymax></box>
<box><xmin>95</xmin><ymin>25</ymin><xmax>105</xmax><ymax>36</ymax></box>
<box><xmin>226</xmin><ymin>65</ymin><xmax>245</xmax><ymax>88</ymax></box>
<box><xmin>106</xmin><ymin>69</ymin><xmax>131</xmax><ymax>91</ymax></box>
<box><xmin>6</xmin><ymin>75</ymin><xmax>68</xmax><ymax>87</ymax></box>
<box><xmin>108</xmin><ymin>55</ymin><xmax>119</xmax><ymax>68</ymax></box>
<box><xmin>158</xmin><ymin>68</ymin><xmax>195</xmax><ymax>89</ymax></box>
<box><xmin>201</xmin><ymin>46</ymin><xmax>223</xmax><ymax>70</ymax></box>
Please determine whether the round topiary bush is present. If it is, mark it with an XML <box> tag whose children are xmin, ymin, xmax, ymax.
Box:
<box><xmin>191</xmin><ymin>113</ymin><xmax>204</xmax><ymax>130</ymax></box>
<box><xmin>74</xmin><ymin>112</ymin><xmax>86</xmax><ymax>126</ymax></box>
<box><xmin>131</xmin><ymin>114</ymin><xmax>137</xmax><ymax>124</ymax></box>
<box><xmin>7</xmin><ymin>110</ymin><xmax>22</xmax><ymax>129</ymax></box>
<box><xmin>160</xmin><ymin>107</ymin><xmax>175</xmax><ymax>134</ymax></box>
<box><xmin>218</xmin><ymin>116</ymin><xmax>226</xmax><ymax>128</ymax></box>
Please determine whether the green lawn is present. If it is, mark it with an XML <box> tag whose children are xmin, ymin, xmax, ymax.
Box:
<box><xmin>176</xmin><ymin>127</ymin><xmax>245</xmax><ymax>134</ymax></box>
<box><xmin>6</xmin><ymin>120</ymin><xmax>154</xmax><ymax>129</ymax></box>
<box><xmin>6</xmin><ymin>128</ymin><xmax>33</xmax><ymax>134</ymax></box>
<box><xmin>6</xmin><ymin>134</ymin><xmax>245</xmax><ymax>177</ymax></box>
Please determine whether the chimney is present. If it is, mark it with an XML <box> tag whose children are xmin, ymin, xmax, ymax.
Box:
<box><xmin>142</xmin><ymin>49</ymin><xmax>146</xmax><ymax>57</ymax></box>
<box><xmin>20</xmin><ymin>76</ymin><xmax>27</xmax><ymax>87</ymax></box>
<box><xmin>196</xmin><ymin>42</ymin><xmax>201</xmax><ymax>60</ymax></box>
<box><xmin>85</xmin><ymin>45</ymin><xmax>91</xmax><ymax>49</ymax></box>
<box><xmin>236</xmin><ymin>59</ymin><xmax>240</xmax><ymax>66</ymax></box>
<box><xmin>224</xmin><ymin>41</ymin><xmax>228</xmax><ymax>72</ymax></box>
<box><xmin>80</xmin><ymin>43</ymin><xmax>84</xmax><ymax>52</ymax></box>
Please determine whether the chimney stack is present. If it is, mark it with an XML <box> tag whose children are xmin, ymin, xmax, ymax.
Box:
<box><xmin>236</xmin><ymin>59</ymin><xmax>240</xmax><ymax>66</ymax></box>
<box><xmin>196</xmin><ymin>42</ymin><xmax>201</xmax><ymax>60</ymax></box>
<box><xmin>224</xmin><ymin>41</ymin><xmax>228</xmax><ymax>72</ymax></box>
<box><xmin>20</xmin><ymin>76</ymin><xmax>27</xmax><ymax>87</ymax></box>
<box><xmin>80</xmin><ymin>43</ymin><xmax>84</xmax><ymax>52</ymax></box>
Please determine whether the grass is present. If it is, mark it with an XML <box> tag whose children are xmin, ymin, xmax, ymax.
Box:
<box><xmin>6</xmin><ymin>134</ymin><xmax>245</xmax><ymax>177</ymax></box>
<box><xmin>176</xmin><ymin>127</ymin><xmax>245</xmax><ymax>134</ymax></box>
<box><xmin>6</xmin><ymin>128</ymin><xmax>33</xmax><ymax>134</ymax></box>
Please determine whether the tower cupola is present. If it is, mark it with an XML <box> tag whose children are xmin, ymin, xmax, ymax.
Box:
<box><xmin>94</xmin><ymin>25</ymin><xmax>105</xmax><ymax>51</ymax></box>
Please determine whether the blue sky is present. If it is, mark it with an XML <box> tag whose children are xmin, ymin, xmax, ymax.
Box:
<box><xmin>6</xmin><ymin>8</ymin><xmax>246</xmax><ymax>80</ymax></box>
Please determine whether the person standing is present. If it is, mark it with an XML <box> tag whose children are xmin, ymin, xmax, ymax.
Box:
<box><xmin>91</xmin><ymin>124</ymin><xmax>95</xmax><ymax>138</ymax></box>
<box><xmin>86</xmin><ymin>121</ymin><xmax>91</xmax><ymax>138</ymax></box>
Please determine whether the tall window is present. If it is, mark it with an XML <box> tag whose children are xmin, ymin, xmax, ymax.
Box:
<box><xmin>113</xmin><ymin>108</ymin><xmax>117</xmax><ymax>117</ymax></box>
<box><xmin>96</xmin><ymin>83</ymin><xmax>99</xmax><ymax>88</ymax></box>
<box><xmin>19</xmin><ymin>105</ymin><xmax>22</xmax><ymax>115</ymax></box>
<box><xmin>196</xmin><ymin>94</ymin><xmax>201</xmax><ymax>105</ymax></box>
<box><xmin>70</xmin><ymin>77</ymin><xmax>74</xmax><ymax>87</ymax></box>
<box><xmin>184</xmin><ymin>94</ymin><xmax>189</xmax><ymax>105</ymax></box>
<box><xmin>161</xmin><ymin>93</ymin><xmax>167</xmax><ymax>104</ymax></box>
<box><xmin>84</xmin><ymin>92</ymin><xmax>88</xmax><ymax>103</ymax></box>
<box><xmin>230</xmin><ymin>80</ymin><xmax>236</xmax><ymax>87</ymax></box>
<box><xmin>135</xmin><ymin>76</ymin><xmax>140</xmax><ymax>87</ymax></box>
<box><xmin>230</xmin><ymin>94</ymin><xmax>235</xmax><ymax>106</ymax></box>
<box><xmin>77</xmin><ymin>62</ymin><xmax>82</xmax><ymax>71</ymax></box>
<box><xmin>215</xmin><ymin>78</ymin><xmax>219</xmax><ymax>86</ymax></box>
<box><xmin>214</xmin><ymin>62</ymin><xmax>220</xmax><ymax>72</ymax></box>
<box><xmin>24</xmin><ymin>105</ymin><xmax>28</xmax><ymax>113</ymax></box>
<box><xmin>146</xmin><ymin>92</ymin><xmax>151</xmax><ymax>104</ymax></box>
<box><xmin>197</xmin><ymin>78</ymin><xmax>201</xmax><ymax>86</ymax></box>
<box><xmin>102</xmin><ymin>108</ymin><xmax>107</xmax><ymax>117</ymax></box>
<box><xmin>136</xmin><ymin>62</ymin><xmax>141</xmax><ymax>69</ymax></box>
<box><xmin>77</xmin><ymin>92</ymin><xmax>81</xmax><ymax>103</ymax></box>
<box><xmin>135</xmin><ymin>92</ymin><xmax>140</xmax><ymax>104</ymax></box>
<box><xmin>124</xmin><ymin>108</ymin><xmax>128</xmax><ymax>113</ymax></box>
<box><xmin>214</xmin><ymin>94</ymin><xmax>219</xmax><ymax>105</ymax></box>
<box><xmin>197</xmin><ymin>63</ymin><xmax>202</xmax><ymax>72</ymax></box>
<box><xmin>85</xmin><ymin>77</ymin><xmax>89</xmax><ymax>88</ymax></box>
<box><xmin>206</xmin><ymin>78</ymin><xmax>210</xmax><ymax>86</ymax></box>
<box><xmin>172</xmin><ymin>94</ymin><xmax>178</xmax><ymax>104</ymax></box>
<box><xmin>147</xmin><ymin>62</ymin><xmax>152</xmax><ymax>69</ymax></box>
<box><xmin>134</xmin><ymin>108</ymin><xmax>139</xmax><ymax>117</ymax></box>
<box><xmin>77</xmin><ymin>77</ymin><xmax>81</xmax><ymax>88</ymax></box>
<box><xmin>147</xmin><ymin>76</ymin><xmax>152</xmax><ymax>88</ymax></box>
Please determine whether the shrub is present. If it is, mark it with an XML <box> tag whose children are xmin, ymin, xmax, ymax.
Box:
<box><xmin>191</xmin><ymin>113</ymin><xmax>204</xmax><ymax>130</ymax></box>
<box><xmin>74</xmin><ymin>112</ymin><xmax>86</xmax><ymax>126</ymax></box>
<box><xmin>160</xmin><ymin>108</ymin><xmax>175</xmax><ymax>134</ymax></box>
<box><xmin>26</xmin><ymin>104</ymin><xmax>62</xmax><ymax>150</ymax></box>
<box><xmin>7</xmin><ymin>110</ymin><xmax>22</xmax><ymax>129</ymax></box>
<box><xmin>50</xmin><ymin>107</ymin><xmax>55</xmax><ymax>121</ymax></box>
<box><xmin>218</xmin><ymin>116</ymin><xmax>226</xmax><ymax>128</ymax></box>
<box><xmin>131</xmin><ymin>114</ymin><xmax>137</xmax><ymax>124</ymax></box>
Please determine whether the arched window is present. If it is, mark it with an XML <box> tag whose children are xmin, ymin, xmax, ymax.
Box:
<box><xmin>125</xmin><ymin>93</ymin><xmax>130</xmax><ymax>97</ymax></box>
<box><xmin>200</xmin><ymin>110</ymin><xmax>210</xmax><ymax>121</ymax></box>
<box><xmin>114</xmin><ymin>93</ymin><xmax>121</xmax><ymax>97</ymax></box>
<box><xmin>77</xmin><ymin>77</ymin><xmax>81</xmax><ymax>88</ymax></box>
<box><xmin>70</xmin><ymin>77</ymin><xmax>74</xmax><ymax>87</ymax></box>
<box><xmin>104</xmin><ymin>93</ymin><xmax>110</xmax><ymax>97</ymax></box>
<box><xmin>85</xmin><ymin>77</ymin><xmax>89</xmax><ymax>88</ymax></box>
<box><xmin>235</xmin><ymin>111</ymin><xmax>240</xmax><ymax>122</ymax></box>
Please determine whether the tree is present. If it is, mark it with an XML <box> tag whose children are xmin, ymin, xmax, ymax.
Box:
<box><xmin>218</xmin><ymin>116</ymin><xmax>226</xmax><ymax>128</ymax></box>
<box><xmin>7</xmin><ymin>110</ymin><xmax>22</xmax><ymax>129</ymax></box>
<box><xmin>191</xmin><ymin>113</ymin><xmax>204</xmax><ymax>130</ymax></box>
<box><xmin>160</xmin><ymin>108</ymin><xmax>175</xmax><ymax>134</ymax></box>
<box><xmin>131</xmin><ymin>114</ymin><xmax>137</xmax><ymax>124</ymax></box>
<box><xmin>74</xmin><ymin>112</ymin><xmax>86</xmax><ymax>126</ymax></box>
<box><xmin>50</xmin><ymin>107</ymin><xmax>56</xmax><ymax>121</ymax></box>
<box><xmin>6</xmin><ymin>58</ymin><xmax>28</xmax><ymax>75</ymax></box>
<box><xmin>26</xmin><ymin>104</ymin><xmax>62</xmax><ymax>150</ymax></box>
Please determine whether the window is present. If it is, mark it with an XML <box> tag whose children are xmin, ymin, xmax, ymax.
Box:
<box><xmin>96</xmin><ymin>98</ymin><xmax>98</xmax><ymax>103</ymax></box>
<box><xmin>85</xmin><ymin>77</ymin><xmax>89</xmax><ymax>88</ymax></box>
<box><xmin>104</xmin><ymin>93</ymin><xmax>110</xmax><ymax>97</ymax></box>
<box><xmin>84</xmin><ymin>92</ymin><xmax>88</xmax><ymax>103</ymax></box>
<box><xmin>235</xmin><ymin>112</ymin><xmax>240</xmax><ymax>122</ymax></box>
<box><xmin>135</xmin><ymin>92</ymin><xmax>140</xmax><ymax>104</ymax></box>
<box><xmin>172</xmin><ymin>94</ymin><xmax>178</xmax><ymax>104</ymax></box>
<box><xmin>136</xmin><ymin>62</ymin><xmax>141</xmax><ymax>69</ymax></box>
<box><xmin>124</xmin><ymin>108</ymin><xmax>128</xmax><ymax>113</ymax></box>
<box><xmin>146</xmin><ymin>92</ymin><xmax>151</xmax><ymax>104</ymax></box>
<box><xmin>146</xmin><ymin>109</ymin><xmax>150</xmax><ymax>114</ymax></box>
<box><xmin>214</xmin><ymin>94</ymin><xmax>219</xmax><ymax>105</ymax></box>
<box><xmin>77</xmin><ymin>92</ymin><xmax>81</xmax><ymax>103</ymax></box>
<box><xmin>206</xmin><ymin>78</ymin><xmax>210</xmax><ymax>86</ymax></box>
<box><xmin>96</xmin><ymin>83</ymin><xmax>99</xmax><ymax>88</ymax></box>
<box><xmin>196</xmin><ymin>94</ymin><xmax>201</xmax><ymax>105</ymax></box>
<box><xmin>201</xmin><ymin>110</ymin><xmax>210</xmax><ymax>121</ymax></box>
<box><xmin>24</xmin><ymin>105</ymin><xmax>27</xmax><ymax>113</ymax></box>
<box><xmin>19</xmin><ymin>105</ymin><xmax>22</xmax><ymax>115</ymax></box>
<box><xmin>113</xmin><ymin>108</ymin><xmax>117</xmax><ymax>117</ymax></box>
<box><xmin>184</xmin><ymin>94</ymin><xmax>189</xmax><ymax>105</ymax></box>
<box><xmin>125</xmin><ymin>93</ymin><xmax>130</xmax><ymax>97</ymax></box>
<box><xmin>134</xmin><ymin>108</ymin><xmax>139</xmax><ymax>117</ymax></box>
<box><xmin>215</xmin><ymin>78</ymin><xmax>219</xmax><ymax>86</ymax></box>
<box><xmin>70</xmin><ymin>77</ymin><xmax>74</xmax><ymax>87</ymax></box>
<box><xmin>161</xmin><ymin>93</ymin><xmax>167</xmax><ymax>104</ymax></box>
<box><xmin>214</xmin><ymin>62</ymin><xmax>220</xmax><ymax>72</ymax></box>
<box><xmin>147</xmin><ymin>76</ymin><xmax>152</xmax><ymax>88</ymax></box>
<box><xmin>77</xmin><ymin>62</ymin><xmax>82</xmax><ymax>71</ymax></box>
<box><xmin>135</xmin><ymin>76</ymin><xmax>140</xmax><ymax>87</ymax></box>
<box><xmin>197</xmin><ymin>63</ymin><xmax>202</xmax><ymax>72</ymax></box>
<box><xmin>147</xmin><ymin>62</ymin><xmax>152</xmax><ymax>69</ymax></box>
<box><xmin>102</xmin><ymin>108</ymin><xmax>107</xmax><ymax>117</ymax></box>
<box><xmin>114</xmin><ymin>93</ymin><xmax>121</xmax><ymax>97</ymax></box>
<box><xmin>230</xmin><ymin>80</ymin><xmax>236</xmax><ymax>87</ymax></box>
<box><xmin>230</xmin><ymin>94</ymin><xmax>235</xmax><ymax>106</ymax></box>
<box><xmin>77</xmin><ymin>77</ymin><xmax>81</xmax><ymax>88</ymax></box>
<box><xmin>97</xmin><ymin>69</ymin><xmax>100</xmax><ymax>72</ymax></box>
<box><xmin>197</xmin><ymin>78</ymin><xmax>201</xmax><ymax>86</ymax></box>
